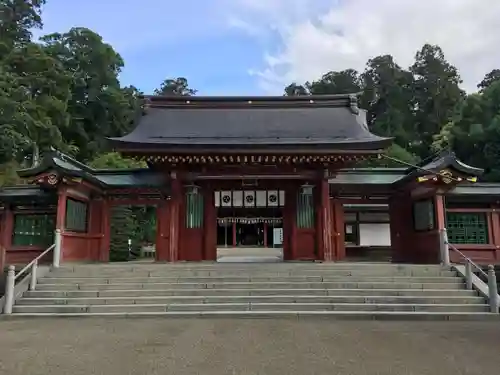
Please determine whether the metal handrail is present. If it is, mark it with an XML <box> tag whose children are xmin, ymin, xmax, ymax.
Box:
<box><xmin>447</xmin><ymin>243</ymin><xmax>488</xmax><ymax>278</ymax></box>
<box><xmin>440</xmin><ymin>228</ymin><xmax>498</xmax><ymax>313</ymax></box>
<box><xmin>14</xmin><ymin>244</ymin><xmax>55</xmax><ymax>282</ymax></box>
<box><xmin>3</xmin><ymin>243</ymin><xmax>56</xmax><ymax>315</ymax></box>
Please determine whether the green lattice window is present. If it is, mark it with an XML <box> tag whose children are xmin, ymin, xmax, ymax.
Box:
<box><xmin>186</xmin><ymin>189</ymin><xmax>204</xmax><ymax>228</ymax></box>
<box><xmin>446</xmin><ymin>212</ymin><xmax>489</xmax><ymax>244</ymax></box>
<box><xmin>12</xmin><ymin>214</ymin><xmax>55</xmax><ymax>246</ymax></box>
<box><xmin>65</xmin><ymin>198</ymin><xmax>88</xmax><ymax>232</ymax></box>
<box><xmin>297</xmin><ymin>188</ymin><xmax>315</xmax><ymax>229</ymax></box>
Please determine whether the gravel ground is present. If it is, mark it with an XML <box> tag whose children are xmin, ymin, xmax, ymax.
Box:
<box><xmin>0</xmin><ymin>318</ymin><xmax>499</xmax><ymax>375</ymax></box>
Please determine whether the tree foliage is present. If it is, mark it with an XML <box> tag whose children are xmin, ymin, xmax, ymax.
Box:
<box><xmin>89</xmin><ymin>152</ymin><xmax>146</xmax><ymax>170</ymax></box>
<box><xmin>478</xmin><ymin>69</ymin><xmax>500</xmax><ymax>92</ymax></box>
<box><xmin>40</xmin><ymin>28</ymin><xmax>140</xmax><ymax>161</ymax></box>
<box><xmin>0</xmin><ymin>0</ymin><xmax>45</xmax><ymax>53</ymax></box>
<box><xmin>2</xmin><ymin>0</ymin><xmax>500</xmax><ymax>188</ymax></box>
<box><xmin>154</xmin><ymin>77</ymin><xmax>197</xmax><ymax>96</ymax></box>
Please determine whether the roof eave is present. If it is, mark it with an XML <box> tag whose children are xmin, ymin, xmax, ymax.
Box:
<box><xmin>110</xmin><ymin>139</ymin><xmax>393</xmax><ymax>153</ymax></box>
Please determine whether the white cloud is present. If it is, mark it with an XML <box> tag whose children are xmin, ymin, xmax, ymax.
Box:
<box><xmin>228</xmin><ymin>0</ymin><xmax>500</xmax><ymax>93</ymax></box>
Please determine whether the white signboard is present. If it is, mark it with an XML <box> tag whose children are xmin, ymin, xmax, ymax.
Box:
<box><xmin>273</xmin><ymin>228</ymin><xmax>283</xmax><ymax>245</ymax></box>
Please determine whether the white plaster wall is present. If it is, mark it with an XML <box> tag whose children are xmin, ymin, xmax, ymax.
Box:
<box><xmin>359</xmin><ymin>223</ymin><xmax>391</xmax><ymax>247</ymax></box>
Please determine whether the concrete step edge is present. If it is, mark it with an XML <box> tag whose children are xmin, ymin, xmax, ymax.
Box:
<box><xmin>4</xmin><ymin>311</ymin><xmax>499</xmax><ymax>321</ymax></box>
<box><xmin>19</xmin><ymin>295</ymin><xmax>484</xmax><ymax>301</ymax></box>
<box><xmin>40</xmin><ymin>279</ymin><xmax>462</xmax><ymax>284</ymax></box>
<box><xmin>13</xmin><ymin>303</ymin><xmax>489</xmax><ymax>308</ymax></box>
<box><xmin>26</xmin><ymin>288</ymin><xmax>475</xmax><ymax>293</ymax></box>
<box><xmin>37</xmin><ymin>281</ymin><xmax>465</xmax><ymax>286</ymax></box>
<box><xmin>56</xmin><ymin>263</ymin><xmax>448</xmax><ymax>268</ymax></box>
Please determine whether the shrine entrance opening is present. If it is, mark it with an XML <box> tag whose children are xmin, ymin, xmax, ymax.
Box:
<box><xmin>215</xmin><ymin>189</ymin><xmax>284</xmax><ymax>262</ymax></box>
<box><xmin>216</xmin><ymin>213</ymin><xmax>283</xmax><ymax>248</ymax></box>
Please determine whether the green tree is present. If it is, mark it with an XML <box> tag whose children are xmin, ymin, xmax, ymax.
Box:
<box><xmin>284</xmin><ymin>83</ymin><xmax>308</xmax><ymax>96</ymax></box>
<box><xmin>0</xmin><ymin>0</ymin><xmax>71</xmax><ymax>170</ymax></box>
<box><xmin>154</xmin><ymin>77</ymin><xmax>197</xmax><ymax>96</ymax></box>
<box><xmin>40</xmin><ymin>28</ymin><xmax>139</xmax><ymax>161</ymax></box>
<box><xmin>443</xmin><ymin>80</ymin><xmax>500</xmax><ymax>181</ymax></box>
<box><xmin>478</xmin><ymin>69</ymin><xmax>500</xmax><ymax>92</ymax></box>
<box><xmin>2</xmin><ymin>43</ymin><xmax>72</xmax><ymax>163</ymax></box>
<box><xmin>90</xmin><ymin>152</ymin><xmax>146</xmax><ymax>169</ymax></box>
<box><xmin>360</xmin><ymin>55</ymin><xmax>415</xmax><ymax>148</ymax></box>
<box><xmin>410</xmin><ymin>44</ymin><xmax>465</xmax><ymax>159</ymax></box>
<box><xmin>0</xmin><ymin>0</ymin><xmax>45</xmax><ymax>55</ymax></box>
<box><xmin>306</xmin><ymin>69</ymin><xmax>362</xmax><ymax>95</ymax></box>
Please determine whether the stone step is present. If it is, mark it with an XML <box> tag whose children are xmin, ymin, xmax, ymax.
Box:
<box><xmin>34</xmin><ymin>281</ymin><xmax>466</xmax><ymax>291</ymax></box>
<box><xmin>24</xmin><ymin>288</ymin><xmax>478</xmax><ymax>298</ymax></box>
<box><xmin>11</xmin><ymin>303</ymin><xmax>490</xmax><ymax>314</ymax></box>
<box><xmin>38</xmin><ymin>276</ymin><xmax>463</xmax><ymax>284</ymax></box>
<box><xmin>51</xmin><ymin>269</ymin><xmax>457</xmax><ymax>277</ymax></box>
<box><xmin>16</xmin><ymin>295</ymin><xmax>485</xmax><ymax>306</ymax></box>
<box><xmin>6</xmin><ymin>311</ymin><xmax>499</xmax><ymax>321</ymax></box>
<box><xmin>56</xmin><ymin>263</ymin><xmax>447</xmax><ymax>270</ymax></box>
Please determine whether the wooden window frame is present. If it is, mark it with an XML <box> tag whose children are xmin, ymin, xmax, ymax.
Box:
<box><xmin>296</xmin><ymin>190</ymin><xmax>315</xmax><ymax>229</ymax></box>
<box><xmin>185</xmin><ymin>191</ymin><xmax>204</xmax><ymax>229</ymax></box>
<box><xmin>65</xmin><ymin>198</ymin><xmax>89</xmax><ymax>233</ymax></box>
<box><xmin>12</xmin><ymin>213</ymin><xmax>56</xmax><ymax>247</ymax></box>
<box><xmin>445</xmin><ymin>211</ymin><xmax>491</xmax><ymax>245</ymax></box>
<box><xmin>412</xmin><ymin>198</ymin><xmax>436</xmax><ymax>232</ymax></box>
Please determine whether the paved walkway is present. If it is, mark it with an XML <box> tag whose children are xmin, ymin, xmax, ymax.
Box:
<box><xmin>217</xmin><ymin>247</ymin><xmax>283</xmax><ymax>262</ymax></box>
<box><xmin>1</xmin><ymin>318</ymin><xmax>499</xmax><ymax>375</ymax></box>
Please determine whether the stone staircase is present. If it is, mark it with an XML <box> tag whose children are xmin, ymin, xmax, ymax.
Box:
<box><xmin>7</xmin><ymin>263</ymin><xmax>498</xmax><ymax>320</ymax></box>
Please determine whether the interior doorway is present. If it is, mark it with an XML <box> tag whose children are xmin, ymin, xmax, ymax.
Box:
<box><xmin>236</xmin><ymin>222</ymin><xmax>263</xmax><ymax>246</ymax></box>
<box><xmin>343</xmin><ymin>204</ymin><xmax>392</xmax><ymax>262</ymax></box>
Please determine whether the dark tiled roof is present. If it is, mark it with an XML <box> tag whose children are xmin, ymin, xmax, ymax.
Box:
<box><xmin>329</xmin><ymin>168</ymin><xmax>406</xmax><ymax>185</ymax></box>
<box><xmin>109</xmin><ymin>95</ymin><xmax>392</xmax><ymax>151</ymax></box>
<box><xmin>0</xmin><ymin>185</ymin><xmax>56</xmax><ymax>203</ymax></box>
<box><xmin>17</xmin><ymin>149</ymin><xmax>169</xmax><ymax>189</ymax></box>
<box><xmin>448</xmin><ymin>183</ymin><xmax>500</xmax><ymax>196</ymax></box>
<box><xmin>407</xmin><ymin>150</ymin><xmax>484</xmax><ymax>176</ymax></box>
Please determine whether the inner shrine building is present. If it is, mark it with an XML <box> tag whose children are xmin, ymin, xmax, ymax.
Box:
<box><xmin>1</xmin><ymin>94</ymin><xmax>500</xmax><ymax>268</ymax></box>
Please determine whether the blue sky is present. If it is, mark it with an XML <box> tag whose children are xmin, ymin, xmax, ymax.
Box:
<box><xmin>37</xmin><ymin>0</ymin><xmax>500</xmax><ymax>95</ymax></box>
<box><xmin>37</xmin><ymin>0</ymin><xmax>286</xmax><ymax>95</ymax></box>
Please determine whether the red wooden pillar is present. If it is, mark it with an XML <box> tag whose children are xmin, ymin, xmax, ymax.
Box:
<box><xmin>389</xmin><ymin>192</ymin><xmax>412</xmax><ymax>263</ymax></box>
<box><xmin>56</xmin><ymin>187</ymin><xmax>68</xmax><ymax>262</ymax></box>
<box><xmin>283</xmin><ymin>185</ymin><xmax>297</xmax><ymax>260</ymax></box>
<box><xmin>490</xmin><ymin>203</ymin><xmax>500</xmax><ymax>261</ymax></box>
<box><xmin>203</xmin><ymin>185</ymin><xmax>217</xmax><ymax>260</ymax></box>
<box><xmin>316</xmin><ymin>178</ymin><xmax>334</xmax><ymax>261</ymax></box>
<box><xmin>1</xmin><ymin>206</ymin><xmax>13</xmax><ymax>252</ymax></box>
<box><xmin>232</xmin><ymin>222</ymin><xmax>237</xmax><ymax>247</ymax></box>
<box><xmin>56</xmin><ymin>188</ymin><xmax>67</xmax><ymax>231</ymax></box>
<box><xmin>435</xmin><ymin>195</ymin><xmax>446</xmax><ymax>231</ymax></box>
<box><xmin>167</xmin><ymin>176</ymin><xmax>182</xmax><ymax>262</ymax></box>
<box><xmin>1</xmin><ymin>205</ymin><xmax>13</xmax><ymax>269</ymax></box>
<box><xmin>155</xmin><ymin>198</ymin><xmax>168</xmax><ymax>261</ymax></box>
<box><xmin>331</xmin><ymin>198</ymin><xmax>345</xmax><ymax>261</ymax></box>
<box><xmin>432</xmin><ymin>194</ymin><xmax>446</xmax><ymax>264</ymax></box>
<box><xmin>263</xmin><ymin>223</ymin><xmax>268</xmax><ymax>248</ymax></box>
